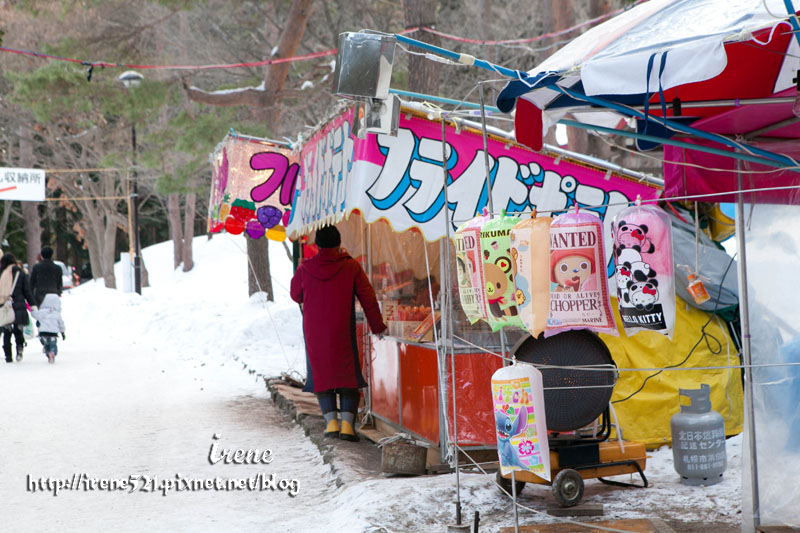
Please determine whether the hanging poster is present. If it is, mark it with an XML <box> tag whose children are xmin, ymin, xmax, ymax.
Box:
<box><xmin>510</xmin><ymin>215</ymin><xmax>553</xmax><ymax>338</ymax></box>
<box><xmin>480</xmin><ymin>214</ymin><xmax>526</xmax><ymax>331</ymax></box>
<box><xmin>547</xmin><ymin>210</ymin><xmax>617</xmax><ymax>337</ymax></box>
<box><xmin>455</xmin><ymin>213</ymin><xmax>489</xmax><ymax>323</ymax></box>
<box><xmin>612</xmin><ymin>205</ymin><xmax>676</xmax><ymax>338</ymax></box>
<box><xmin>491</xmin><ymin>363</ymin><xmax>550</xmax><ymax>481</ymax></box>
<box><xmin>208</xmin><ymin>133</ymin><xmax>299</xmax><ymax>241</ymax></box>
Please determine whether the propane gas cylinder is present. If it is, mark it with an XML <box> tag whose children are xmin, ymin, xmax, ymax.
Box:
<box><xmin>670</xmin><ymin>383</ymin><xmax>726</xmax><ymax>486</ymax></box>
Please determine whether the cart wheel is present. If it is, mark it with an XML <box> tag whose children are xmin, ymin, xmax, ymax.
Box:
<box><xmin>552</xmin><ymin>469</ymin><xmax>584</xmax><ymax>507</ymax></box>
<box><xmin>496</xmin><ymin>471</ymin><xmax>525</xmax><ymax>496</ymax></box>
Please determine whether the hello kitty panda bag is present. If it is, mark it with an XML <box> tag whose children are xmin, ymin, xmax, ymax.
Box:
<box><xmin>612</xmin><ymin>205</ymin><xmax>675</xmax><ymax>339</ymax></box>
<box><xmin>546</xmin><ymin>210</ymin><xmax>617</xmax><ymax>337</ymax></box>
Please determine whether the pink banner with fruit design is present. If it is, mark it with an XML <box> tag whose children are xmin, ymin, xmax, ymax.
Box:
<box><xmin>208</xmin><ymin>134</ymin><xmax>299</xmax><ymax>241</ymax></box>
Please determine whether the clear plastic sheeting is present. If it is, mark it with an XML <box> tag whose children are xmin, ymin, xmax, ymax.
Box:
<box><xmin>741</xmin><ymin>204</ymin><xmax>800</xmax><ymax>530</ymax></box>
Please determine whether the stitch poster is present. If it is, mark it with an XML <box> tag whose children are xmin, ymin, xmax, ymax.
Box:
<box><xmin>455</xmin><ymin>214</ymin><xmax>489</xmax><ymax>324</ymax></box>
<box><xmin>510</xmin><ymin>215</ymin><xmax>553</xmax><ymax>338</ymax></box>
<box><xmin>612</xmin><ymin>205</ymin><xmax>675</xmax><ymax>339</ymax></box>
<box><xmin>491</xmin><ymin>364</ymin><xmax>550</xmax><ymax>480</ymax></box>
<box><xmin>479</xmin><ymin>215</ymin><xmax>525</xmax><ymax>331</ymax></box>
<box><xmin>547</xmin><ymin>210</ymin><xmax>617</xmax><ymax>337</ymax></box>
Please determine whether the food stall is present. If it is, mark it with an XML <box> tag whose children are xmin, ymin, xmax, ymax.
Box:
<box><xmin>285</xmin><ymin>102</ymin><xmax>691</xmax><ymax>458</ymax></box>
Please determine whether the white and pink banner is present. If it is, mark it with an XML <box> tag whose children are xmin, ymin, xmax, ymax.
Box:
<box><xmin>287</xmin><ymin>106</ymin><xmax>660</xmax><ymax>279</ymax></box>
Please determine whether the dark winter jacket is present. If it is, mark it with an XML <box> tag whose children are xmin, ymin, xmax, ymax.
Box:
<box><xmin>290</xmin><ymin>248</ymin><xmax>386</xmax><ymax>392</ymax></box>
<box><xmin>4</xmin><ymin>266</ymin><xmax>36</xmax><ymax>326</ymax></box>
<box><xmin>30</xmin><ymin>258</ymin><xmax>62</xmax><ymax>306</ymax></box>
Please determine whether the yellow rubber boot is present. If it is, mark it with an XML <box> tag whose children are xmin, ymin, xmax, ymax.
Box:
<box><xmin>324</xmin><ymin>419</ymin><xmax>340</xmax><ymax>438</ymax></box>
<box><xmin>339</xmin><ymin>420</ymin><xmax>360</xmax><ymax>442</ymax></box>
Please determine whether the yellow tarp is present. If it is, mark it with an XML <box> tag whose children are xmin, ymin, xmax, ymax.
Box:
<box><xmin>600</xmin><ymin>296</ymin><xmax>743</xmax><ymax>448</ymax></box>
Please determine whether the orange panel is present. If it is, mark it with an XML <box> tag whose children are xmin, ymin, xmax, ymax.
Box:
<box><xmin>508</xmin><ymin>441</ymin><xmax>647</xmax><ymax>485</ymax></box>
<box><xmin>370</xmin><ymin>338</ymin><xmax>400</xmax><ymax>423</ymax></box>
<box><xmin>399</xmin><ymin>344</ymin><xmax>440</xmax><ymax>444</ymax></box>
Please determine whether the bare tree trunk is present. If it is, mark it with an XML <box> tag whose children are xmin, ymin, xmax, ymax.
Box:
<box><xmin>403</xmin><ymin>0</ymin><xmax>441</xmax><ymax>95</ymax></box>
<box><xmin>167</xmin><ymin>193</ymin><xmax>183</xmax><ymax>269</ymax></box>
<box><xmin>183</xmin><ymin>0</ymin><xmax>315</xmax><ymax>298</ymax></box>
<box><xmin>182</xmin><ymin>191</ymin><xmax>196</xmax><ymax>272</ymax></box>
<box><xmin>261</xmin><ymin>0</ymin><xmax>315</xmax><ymax>130</ymax></box>
<box><xmin>84</xmin><ymin>220</ymin><xmax>103</xmax><ymax>286</ymax></box>
<box><xmin>589</xmin><ymin>0</ymin><xmax>613</xmax><ymax>17</ymax></box>
<box><xmin>140</xmin><ymin>256</ymin><xmax>150</xmax><ymax>288</ymax></box>
<box><xmin>247</xmin><ymin>237</ymin><xmax>273</xmax><ymax>300</ymax></box>
<box><xmin>0</xmin><ymin>202</ymin><xmax>12</xmax><ymax>246</ymax></box>
<box><xmin>18</xmin><ymin>124</ymin><xmax>42</xmax><ymax>266</ymax></box>
<box><xmin>102</xmin><ymin>209</ymin><xmax>117</xmax><ymax>289</ymax></box>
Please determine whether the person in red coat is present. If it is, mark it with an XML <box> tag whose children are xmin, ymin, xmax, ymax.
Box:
<box><xmin>290</xmin><ymin>225</ymin><xmax>387</xmax><ymax>442</ymax></box>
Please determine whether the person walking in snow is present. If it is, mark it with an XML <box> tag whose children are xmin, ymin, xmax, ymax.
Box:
<box><xmin>30</xmin><ymin>246</ymin><xmax>62</xmax><ymax>306</ymax></box>
<box><xmin>30</xmin><ymin>294</ymin><xmax>65</xmax><ymax>364</ymax></box>
<box><xmin>0</xmin><ymin>253</ymin><xmax>36</xmax><ymax>363</ymax></box>
<box><xmin>290</xmin><ymin>225</ymin><xmax>387</xmax><ymax>442</ymax></box>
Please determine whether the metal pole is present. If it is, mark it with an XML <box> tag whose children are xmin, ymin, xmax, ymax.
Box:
<box><xmin>481</xmin><ymin>83</ymin><xmax>516</xmax><ymax>532</ymax></box>
<box><xmin>131</xmin><ymin>123</ymin><xmax>142</xmax><ymax>295</ymax></box>
<box><xmin>442</xmin><ymin>116</ymin><xmax>462</xmax><ymax>526</ymax></box>
<box><xmin>511</xmin><ymin>469</ymin><xmax>519</xmax><ymax>533</ymax></box>
<box><xmin>735</xmin><ymin>160</ymin><xmax>760</xmax><ymax>528</ymax></box>
<box><xmin>479</xmin><ymin>83</ymin><xmax>495</xmax><ymax>218</ymax></box>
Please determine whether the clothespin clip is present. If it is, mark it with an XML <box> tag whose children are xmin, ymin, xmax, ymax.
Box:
<box><xmin>530</xmin><ymin>208</ymin><xmax>537</xmax><ymax>219</ymax></box>
<box><xmin>82</xmin><ymin>62</ymin><xmax>94</xmax><ymax>82</ymax></box>
<box><xmin>635</xmin><ymin>194</ymin><xmax>642</xmax><ymax>207</ymax></box>
<box><xmin>573</xmin><ymin>203</ymin><xmax>580</xmax><ymax>214</ymax></box>
<box><xmin>482</xmin><ymin>207</ymin><xmax>489</xmax><ymax>216</ymax></box>
<box><xmin>554</xmin><ymin>154</ymin><xmax>563</xmax><ymax>165</ymax></box>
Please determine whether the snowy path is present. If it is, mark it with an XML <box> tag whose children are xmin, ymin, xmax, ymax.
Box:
<box><xmin>0</xmin><ymin>339</ymin><xmax>338</xmax><ymax>532</ymax></box>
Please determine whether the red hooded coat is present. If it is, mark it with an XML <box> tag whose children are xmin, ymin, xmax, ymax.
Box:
<box><xmin>290</xmin><ymin>248</ymin><xmax>386</xmax><ymax>392</ymax></box>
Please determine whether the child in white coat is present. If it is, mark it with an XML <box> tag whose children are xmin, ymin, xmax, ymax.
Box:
<box><xmin>30</xmin><ymin>293</ymin><xmax>65</xmax><ymax>364</ymax></box>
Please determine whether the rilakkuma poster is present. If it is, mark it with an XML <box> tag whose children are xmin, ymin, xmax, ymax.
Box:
<box><xmin>612</xmin><ymin>205</ymin><xmax>676</xmax><ymax>338</ymax></box>
<box><xmin>479</xmin><ymin>215</ymin><xmax>526</xmax><ymax>332</ymax></box>
<box><xmin>509</xmin><ymin>216</ymin><xmax>553</xmax><ymax>338</ymax></box>
<box><xmin>455</xmin><ymin>215</ymin><xmax>489</xmax><ymax>324</ymax></box>
<box><xmin>547</xmin><ymin>211</ymin><xmax>617</xmax><ymax>337</ymax></box>
<box><xmin>491</xmin><ymin>364</ymin><xmax>550</xmax><ymax>481</ymax></box>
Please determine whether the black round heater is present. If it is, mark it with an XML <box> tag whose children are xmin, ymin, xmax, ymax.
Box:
<box><xmin>512</xmin><ymin>329</ymin><xmax>617</xmax><ymax>432</ymax></box>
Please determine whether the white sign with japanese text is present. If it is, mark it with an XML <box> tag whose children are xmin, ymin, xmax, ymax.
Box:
<box><xmin>0</xmin><ymin>168</ymin><xmax>46</xmax><ymax>201</ymax></box>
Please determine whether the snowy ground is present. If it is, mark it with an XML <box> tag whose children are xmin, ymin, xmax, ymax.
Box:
<box><xmin>0</xmin><ymin>234</ymin><xmax>743</xmax><ymax>532</ymax></box>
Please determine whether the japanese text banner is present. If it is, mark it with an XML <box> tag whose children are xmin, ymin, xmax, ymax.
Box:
<box><xmin>287</xmin><ymin>106</ymin><xmax>660</xmax><ymax>267</ymax></box>
<box><xmin>0</xmin><ymin>168</ymin><xmax>46</xmax><ymax>201</ymax></box>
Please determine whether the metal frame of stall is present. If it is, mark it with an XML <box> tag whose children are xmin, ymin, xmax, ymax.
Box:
<box><xmin>384</xmin><ymin>29</ymin><xmax>800</xmax><ymax>531</ymax></box>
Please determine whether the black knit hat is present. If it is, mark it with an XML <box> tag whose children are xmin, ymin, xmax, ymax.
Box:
<box><xmin>314</xmin><ymin>225</ymin><xmax>341</xmax><ymax>248</ymax></box>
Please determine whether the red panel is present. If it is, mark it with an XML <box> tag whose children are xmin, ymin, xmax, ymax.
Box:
<box><xmin>446</xmin><ymin>352</ymin><xmax>503</xmax><ymax>446</ymax></box>
<box><xmin>370</xmin><ymin>338</ymin><xmax>399</xmax><ymax>424</ymax></box>
<box><xmin>399</xmin><ymin>344</ymin><xmax>441</xmax><ymax>444</ymax></box>
<box><xmin>651</xmin><ymin>28</ymin><xmax>793</xmax><ymax>119</ymax></box>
